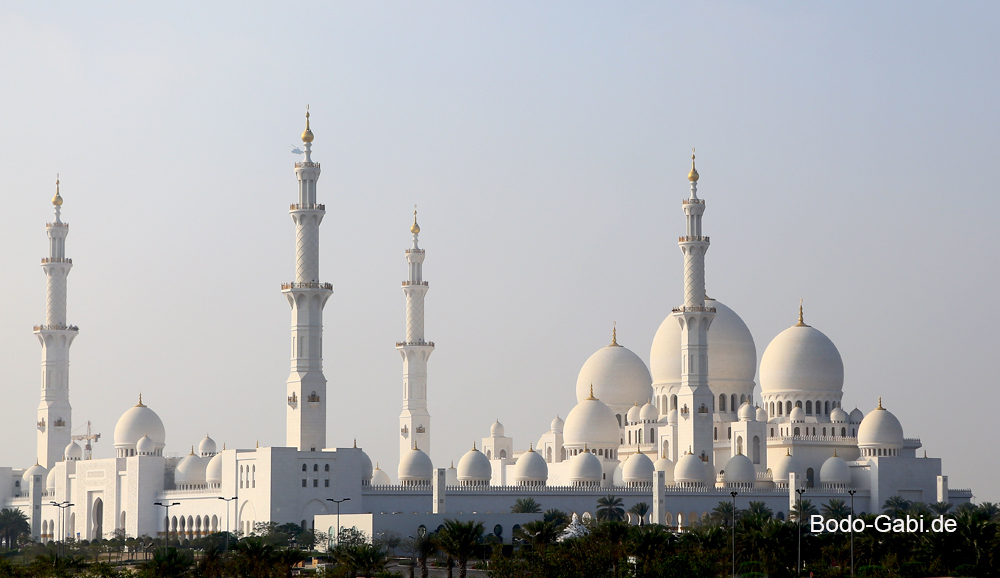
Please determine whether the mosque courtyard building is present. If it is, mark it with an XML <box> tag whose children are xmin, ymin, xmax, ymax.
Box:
<box><xmin>2</xmin><ymin>115</ymin><xmax>971</xmax><ymax>544</ymax></box>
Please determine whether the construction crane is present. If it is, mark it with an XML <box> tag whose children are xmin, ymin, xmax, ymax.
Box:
<box><xmin>71</xmin><ymin>421</ymin><xmax>100</xmax><ymax>460</ymax></box>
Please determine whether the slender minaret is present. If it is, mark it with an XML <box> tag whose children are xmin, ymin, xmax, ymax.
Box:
<box><xmin>283</xmin><ymin>108</ymin><xmax>332</xmax><ymax>451</ymax></box>
<box><xmin>673</xmin><ymin>151</ymin><xmax>716</xmax><ymax>471</ymax></box>
<box><xmin>397</xmin><ymin>209</ymin><xmax>434</xmax><ymax>463</ymax></box>
<box><xmin>35</xmin><ymin>177</ymin><xmax>76</xmax><ymax>469</ymax></box>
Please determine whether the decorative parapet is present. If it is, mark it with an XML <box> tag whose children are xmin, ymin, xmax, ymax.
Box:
<box><xmin>396</xmin><ymin>341</ymin><xmax>435</xmax><ymax>347</ymax></box>
<box><xmin>678</xmin><ymin>236</ymin><xmax>710</xmax><ymax>242</ymax></box>
<box><xmin>290</xmin><ymin>203</ymin><xmax>325</xmax><ymax>210</ymax></box>
<box><xmin>294</xmin><ymin>162</ymin><xmax>320</xmax><ymax>169</ymax></box>
<box><xmin>672</xmin><ymin>306</ymin><xmax>717</xmax><ymax>313</ymax></box>
<box><xmin>41</xmin><ymin>258</ymin><xmax>72</xmax><ymax>264</ymax></box>
<box><xmin>46</xmin><ymin>222</ymin><xmax>69</xmax><ymax>228</ymax></box>
<box><xmin>682</xmin><ymin>199</ymin><xmax>705</xmax><ymax>205</ymax></box>
<box><xmin>401</xmin><ymin>281</ymin><xmax>429</xmax><ymax>287</ymax></box>
<box><xmin>281</xmin><ymin>282</ymin><xmax>333</xmax><ymax>290</ymax></box>
<box><xmin>34</xmin><ymin>324</ymin><xmax>79</xmax><ymax>331</ymax></box>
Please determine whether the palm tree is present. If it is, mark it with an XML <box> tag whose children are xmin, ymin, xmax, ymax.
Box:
<box><xmin>272</xmin><ymin>547</ymin><xmax>307</xmax><ymax>578</ymax></box>
<box><xmin>139</xmin><ymin>547</ymin><xmax>193</xmax><ymax>578</ymax></box>
<box><xmin>513</xmin><ymin>519</ymin><xmax>560</xmax><ymax>547</ymax></box>
<box><xmin>595</xmin><ymin>495</ymin><xmax>625</xmax><ymax>522</ymax></box>
<box><xmin>821</xmin><ymin>499</ymin><xmax>852</xmax><ymax>520</ymax></box>
<box><xmin>745</xmin><ymin>501</ymin><xmax>773</xmax><ymax>521</ymax></box>
<box><xmin>194</xmin><ymin>546</ymin><xmax>227</xmax><ymax>578</ymax></box>
<box><xmin>230</xmin><ymin>538</ymin><xmax>276</xmax><ymax>578</ymax></box>
<box><xmin>436</xmin><ymin>519</ymin><xmax>484</xmax><ymax>578</ymax></box>
<box><xmin>882</xmin><ymin>495</ymin><xmax>911</xmax><ymax>518</ymax></box>
<box><xmin>543</xmin><ymin>509</ymin><xmax>569</xmax><ymax>528</ymax></box>
<box><xmin>629</xmin><ymin>502</ymin><xmax>650</xmax><ymax>526</ymax></box>
<box><xmin>711</xmin><ymin>501</ymin><xmax>738</xmax><ymax>528</ymax></box>
<box><xmin>790</xmin><ymin>499</ymin><xmax>818</xmax><ymax>522</ymax></box>
<box><xmin>0</xmin><ymin>508</ymin><xmax>30</xmax><ymax>549</ymax></box>
<box><xmin>510</xmin><ymin>498</ymin><xmax>542</xmax><ymax>513</ymax></box>
<box><xmin>411</xmin><ymin>533</ymin><xmax>437</xmax><ymax>578</ymax></box>
<box><xmin>930</xmin><ymin>501</ymin><xmax>954</xmax><ymax>516</ymax></box>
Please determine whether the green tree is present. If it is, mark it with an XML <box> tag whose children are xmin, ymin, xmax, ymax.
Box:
<box><xmin>436</xmin><ymin>519</ymin><xmax>484</xmax><ymax>578</ymax></box>
<box><xmin>929</xmin><ymin>501</ymin><xmax>953</xmax><ymax>516</ymax></box>
<box><xmin>745</xmin><ymin>501</ymin><xmax>772</xmax><ymax>521</ymax></box>
<box><xmin>513</xmin><ymin>519</ymin><xmax>560</xmax><ymax>548</ymax></box>
<box><xmin>629</xmin><ymin>502</ymin><xmax>650</xmax><ymax>526</ymax></box>
<box><xmin>510</xmin><ymin>498</ymin><xmax>541</xmax><ymax>513</ymax></box>
<box><xmin>542</xmin><ymin>509</ymin><xmax>569</xmax><ymax>528</ymax></box>
<box><xmin>137</xmin><ymin>547</ymin><xmax>193</xmax><ymax>578</ymax></box>
<box><xmin>790</xmin><ymin>498</ymin><xmax>818</xmax><ymax>522</ymax></box>
<box><xmin>821</xmin><ymin>499</ymin><xmax>852</xmax><ymax>520</ymax></box>
<box><xmin>229</xmin><ymin>538</ymin><xmax>276</xmax><ymax>578</ymax></box>
<box><xmin>882</xmin><ymin>496</ymin><xmax>911</xmax><ymax>518</ymax></box>
<box><xmin>710</xmin><ymin>501</ymin><xmax>739</xmax><ymax>528</ymax></box>
<box><xmin>595</xmin><ymin>496</ymin><xmax>625</xmax><ymax>522</ymax></box>
<box><xmin>410</xmin><ymin>533</ymin><xmax>437</xmax><ymax>578</ymax></box>
<box><xmin>0</xmin><ymin>508</ymin><xmax>30</xmax><ymax>549</ymax></box>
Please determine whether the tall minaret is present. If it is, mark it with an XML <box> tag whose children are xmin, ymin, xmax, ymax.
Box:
<box><xmin>283</xmin><ymin>108</ymin><xmax>332</xmax><ymax>452</ymax></box>
<box><xmin>397</xmin><ymin>209</ymin><xmax>434</xmax><ymax>463</ymax></box>
<box><xmin>35</xmin><ymin>177</ymin><xmax>77</xmax><ymax>469</ymax></box>
<box><xmin>673</xmin><ymin>151</ymin><xmax>716</xmax><ymax>472</ymax></box>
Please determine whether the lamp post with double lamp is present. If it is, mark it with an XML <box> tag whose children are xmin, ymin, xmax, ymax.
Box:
<box><xmin>795</xmin><ymin>488</ymin><xmax>806</xmax><ymax>577</ymax></box>
<box><xmin>153</xmin><ymin>502</ymin><xmax>180</xmax><ymax>545</ymax></box>
<box><xmin>218</xmin><ymin>496</ymin><xmax>237</xmax><ymax>552</ymax></box>
<box><xmin>326</xmin><ymin>498</ymin><xmax>351</xmax><ymax>547</ymax></box>
<box><xmin>49</xmin><ymin>501</ymin><xmax>72</xmax><ymax>558</ymax></box>
<box><xmin>848</xmin><ymin>489</ymin><xmax>857</xmax><ymax>578</ymax></box>
<box><xmin>730</xmin><ymin>491</ymin><xmax>738</xmax><ymax>578</ymax></box>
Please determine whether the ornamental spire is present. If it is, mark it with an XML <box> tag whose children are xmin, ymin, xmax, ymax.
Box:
<box><xmin>795</xmin><ymin>298</ymin><xmax>809</xmax><ymax>327</ymax></box>
<box><xmin>610</xmin><ymin>321</ymin><xmax>619</xmax><ymax>346</ymax></box>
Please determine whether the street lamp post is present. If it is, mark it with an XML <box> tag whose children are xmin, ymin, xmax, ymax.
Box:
<box><xmin>795</xmin><ymin>488</ymin><xmax>806</xmax><ymax>577</ymax></box>
<box><xmin>49</xmin><ymin>501</ymin><xmax>73</xmax><ymax>558</ymax></box>
<box><xmin>218</xmin><ymin>496</ymin><xmax>237</xmax><ymax>552</ymax></box>
<box><xmin>848</xmin><ymin>489</ymin><xmax>857</xmax><ymax>578</ymax></box>
<box><xmin>326</xmin><ymin>498</ymin><xmax>351</xmax><ymax>548</ymax></box>
<box><xmin>730</xmin><ymin>491</ymin><xmax>738</xmax><ymax>578</ymax></box>
<box><xmin>153</xmin><ymin>502</ymin><xmax>180</xmax><ymax>545</ymax></box>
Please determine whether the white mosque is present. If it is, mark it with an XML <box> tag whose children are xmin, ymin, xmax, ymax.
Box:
<box><xmin>2</xmin><ymin>113</ymin><xmax>972</xmax><ymax>545</ymax></box>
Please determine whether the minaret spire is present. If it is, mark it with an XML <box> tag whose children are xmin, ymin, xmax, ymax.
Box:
<box><xmin>398</xmin><ymin>208</ymin><xmax>434</xmax><ymax>473</ymax></box>
<box><xmin>35</xmin><ymin>176</ymin><xmax>77</xmax><ymax>468</ymax></box>
<box><xmin>283</xmin><ymin>109</ymin><xmax>332</xmax><ymax>451</ymax></box>
<box><xmin>673</xmin><ymin>150</ymin><xmax>715</xmax><ymax>476</ymax></box>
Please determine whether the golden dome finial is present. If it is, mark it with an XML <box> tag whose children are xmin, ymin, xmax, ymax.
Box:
<box><xmin>923</xmin><ymin>450</ymin><xmax>927</xmax><ymax>458</ymax></box>
<box><xmin>528</xmin><ymin>443</ymin><xmax>534</xmax><ymax>452</ymax></box>
<box><xmin>587</xmin><ymin>384</ymin><xmax>597</xmax><ymax>400</ymax></box>
<box><xmin>223</xmin><ymin>443</ymin><xmax>226</xmax><ymax>450</ymax></box>
<box><xmin>256</xmin><ymin>440</ymin><xmax>259</xmax><ymax>448</ymax></box>
<box><xmin>301</xmin><ymin>105</ymin><xmax>314</xmax><ymax>143</ymax></box>
<box><xmin>472</xmin><ymin>441</ymin><xmax>476</xmax><ymax>451</ymax></box>
<box><xmin>411</xmin><ymin>206</ymin><xmax>420</xmax><ymax>234</ymax></box>
<box><xmin>610</xmin><ymin>322</ymin><xmax>619</xmax><ymax>346</ymax></box>
<box><xmin>190</xmin><ymin>446</ymin><xmax>195</xmax><ymax>455</ymax></box>
<box><xmin>353</xmin><ymin>439</ymin><xmax>357</xmax><ymax>449</ymax></box>
<box><xmin>52</xmin><ymin>174</ymin><xmax>63</xmax><ymax>206</ymax></box>
<box><xmin>795</xmin><ymin>298</ymin><xmax>809</xmax><ymax>327</ymax></box>
<box><xmin>414</xmin><ymin>441</ymin><xmax>419</xmax><ymax>451</ymax></box>
<box><xmin>584</xmin><ymin>443</ymin><xmax>589</xmax><ymax>452</ymax></box>
<box><xmin>135</xmin><ymin>393</ymin><xmax>145</xmax><ymax>408</ymax></box>
<box><xmin>786</xmin><ymin>448</ymin><xmax>791</xmax><ymax>456</ymax></box>
<box><xmin>833</xmin><ymin>449</ymin><xmax>838</xmax><ymax>458</ymax></box>
<box><xmin>688</xmin><ymin>148</ymin><xmax>699</xmax><ymax>182</ymax></box>
<box><xmin>876</xmin><ymin>397</ymin><xmax>883</xmax><ymax>410</ymax></box>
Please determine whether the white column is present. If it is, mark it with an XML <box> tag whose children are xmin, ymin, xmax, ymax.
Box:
<box><xmin>432</xmin><ymin>468</ymin><xmax>446</xmax><ymax>514</ymax></box>
<box><xmin>652</xmin><ymin>470</ymin><xmax>666</xmax><ymax>525</ymax></box>
<box><xmin>284</xmin><ymin>111</ymin><xmax>333</xmax><ymax>451</ymax></box>
<box><xmin>35</xmin><ymin>178</ymin><xmax>76</xmax><ymax>469</ymax></box>
<box><xmin>674</xmin><ymin>153</ymin><xmax>715</xmax><ymax>475</ymax></box>
<box><xmin>936</xmin><ymin>475</ymin><xmax>949</xmax><ymax>503</ymax></box>
<box><xmin>398</xmin><ymin>211</ymin><xmax>434</xmax><ymax>463</ymax></box>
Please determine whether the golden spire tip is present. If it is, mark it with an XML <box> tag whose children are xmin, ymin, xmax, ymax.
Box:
<box><xmin>795</xmin><ymin>298</ymin><xmax>809</xmax><ymax>327</ymax></box>
<box><xmin>411</xmin><ymin>206</ymin><xmax>420</xmax><ymax>234</ymax></box>
<box><xmin>688</xmin><ymin>147</ymin><xmax>699</xmax><ymax>182</ymax></box>
<box><xmin>877</xmin><ymin>396</ymin><xmax>883</xmax><ymax>410</ymax></box>
<box><xmin>610</xmin><ymin>321</ymin><xmax>619</xmax><ymax>346</ymax></box>
<box><xmin>301</xmin><ymin>105</ymin><xmax>314</xmax><ymax>143</ymax></box>
<box><xmin>587</xmin><ymin>384</ymin><xmax>597</xmax><ymax>400</ymax></box>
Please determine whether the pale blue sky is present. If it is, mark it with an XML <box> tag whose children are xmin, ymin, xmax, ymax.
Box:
<box><xmin>1</xmin><ymin>2</ymin><xmax>997</xmax><ymax>501</ymax></box>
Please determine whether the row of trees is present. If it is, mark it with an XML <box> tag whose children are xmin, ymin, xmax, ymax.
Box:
<box><xmin>491</xmin><ymin>496</ymin><xmax>1000</xmax><ymax>578</ymax></box>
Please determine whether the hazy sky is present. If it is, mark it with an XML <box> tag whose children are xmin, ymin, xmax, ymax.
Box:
<box><xmin>1</xmin><ymin>2</ymin><xmax>997</xmax><ymax>502</ymax></box>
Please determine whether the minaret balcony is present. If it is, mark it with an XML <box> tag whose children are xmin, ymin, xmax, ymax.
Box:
<box><xmin>294</xmin><ymin>161</ymin><xmax>320</xmax><ymax>169</ymax></box>
<box><xmin>290</xmin><ymin>203</ymin><xmax>325</xmax><ymax>211</ymax></box>
<box><xmin>401</xmin><ymin>281</ymin><xmax>429</xmax><ymax>287</ymax></box>
<box><xmin>45</xmin><ymin>222</ymin><xmax>69</xmax><ymax>228</ymax></box>
<box><xmin>33</xmin><ymin>323</ymin><xmax>79</xmax><ymax>332</ymax></box>
<box><xmin>405</xmin><ymin>249</ymin><xmax>425</xmax><ymax>254</ymax></box>
<box><xmin>41</xmin><ymin>258</ymin><xmax>72</xmax><ymax>264</ymax></box>
<box><xmin>682</xmin><ymin>199</ymin><xmax>705</xmax><ymax>205</ymax></box>
<box><xmin>671</xmin><ymin>306</ymin><xmax>716</xmax><ymax>313</ymax></box>
<box><xmin>678</xmin><ymin>236</ymin><xmax>710</xmax><ymax>242</ymax></box>
<box><xmin>281</xmin><ymin>282</ymin><xmax>333</xmax><ymax>290</ymax></box>
<box><xmin>396</xmin><ymin>340</ymin><xmax>435</xmax><ymax>347</ymax></box>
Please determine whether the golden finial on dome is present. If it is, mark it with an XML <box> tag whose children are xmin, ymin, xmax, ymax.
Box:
<box><xmin>688</xmin><ymin>148</ymin><xmax>699</xmax><ymax>182</ymax></box>
<box><xmin>135</xmin><ymin>393</ymin><xmax>146</xmax><ymax>408</ymax></box>
<box><xmin>223</xmin><ymin>443</ymin><xmax>226</xmax><ymax>450</ymax></box>
<box><xmin>375</xmin><ymin>462</ymin><xmax>380</xmax><ymax>469</ymax></box>
<box><xmin>786</xmin><ymin>448</ymin><xmax>791</xmax><ymax>456</ymax></box>
<box><xmin>52</xmin><ymin>174</ymin><xmax>63</xmax><ymax>206</ymax></box>
<box><xmin>301</xmin><ymin>105</ymin><xmax>314</xmax><ymax>143</ymax></box>
<box><xmin>610</xmin><ymin>322</ymin><xmax>619</xmax><ymax>347</ymax></box>
<box><xmin>876</xmin><ymin>397</ymin><xmax>883</xmax><ymax>410</ymax></box>
<box><xmin>413</xmin><ymin>441</ymin><xmax>419</xmax><ymax>450</ymax></box>
<box><xmin>795</xmin><ymin>298</ymin><xmax>808</xmax><ymax>327</ymax></box>
<box><xmin>472</xmin><ymin>441</ymin><xmax>477</xmax><ymax>451</ymax></box>
<box><xmin>923</xmin><ymin>450</ymin><xmax>927</xmax><ymax>458</ymax></box>
<box><xmin>353</xmin><ymin>439</ymin><xmax>357</xmax><ymax>448</ymax></box>
<box><xmin>529</xmin><ymin>443</ymin><xmax>534</xmax><ymax>452</ymax></box>
<box><xmin>411</xmin><ymin>206</ymin><xmax>420</xmax><ymax>235</ymax></box>
<box><xmin>587</xmin><ymin>384</ymin><xmax>597</xmax><ymax>400</ymax></box>
<box><xmin>256</xmin><ymin>440</ymin><xmax>259</xmax><ymax>448</ymax></box>
<box><xmin>190</xmin><ymin>446</ymin><xmax>195</xmax><ymax>455</ymax></box>
<box><xmin>584</xmin><ymin>443</ymin><xmax>589</xmax><ymax>452</ymax></box>
<box><xmin>833</xmin><ymin>449</ymin><xmax>838</xmax><ymax>457</ymax></box>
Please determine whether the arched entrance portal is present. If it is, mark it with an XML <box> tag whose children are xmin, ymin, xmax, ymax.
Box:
<box><xmin>92</xmin><ymin>498</ymin><xmax>104</xmax><ymax>540</ymax></box>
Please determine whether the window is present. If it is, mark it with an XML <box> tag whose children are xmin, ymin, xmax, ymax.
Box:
<box><xmin>302</xmin><ymin>464</ymin><xmax>307</xmax><ymax>472</ymax></box>
<box><xmin>731</xmin><ymin>394</ymin><xmax>737</xmax><ymax>412</ymax></box>
<box><xmin>794</xmin><ymin>427</ymin><xmax>800</xmax><ymax>436</ymax></box>
<box><xmin>313</xmin><ymin>464</ymin><xmax>318</xmax><ymax>472</ymax></box>
<box><xmin>825</xmin><ymin>401</ymin><xmax>830</xmax><ymax>414</ymax></box>
<box><xmin>719</xmin><ymin>394</ymin><xmax>726</xmax><ymax>412</ymax></box>
<box><xmin>714</xmin><ymin>427</ymin><xmax>718</xmax><ymax>441</ymax></box>
<box><xmin>786</xmin><ymin>401</ymin><xmax>792</xmax><ymax>414</ymax></box>
<box><xmin>325</xmin><ymin>479</ymin><xmax>329</xmax><ymax>487</ymax></box>
<box><xmin>823</xmin><ymin>428</ymin><xmax>827</xmax><ymax>436</ymax></box>
<box><xmin>324</xmin><ymin>464</ymin><xmax>330</xmax><ymax>472</ymax></box>
<box><xmin>727</xmin><ymin>427</ymin><xmax>731</xmax><ymax>440</ymax></box>
<box><xmin>841</xmin><ymin>427</ymin><xmax>847</xmax><ymax>437</ymax></box>
<box><xmin>770</xmin><ymin>428</ymin><xmax>774</xmax><ymax>437</ymax></box>
<box><xmin>302</xmin><ymin>479</ymin><xmax>307</xmax><ymax>487</ymax></box>
<box><xmin>313</xmin><ymin>479</ymin><xmax>318</xmax><ymax>487</ymax></box>
<box><xmin>806</xmin><ymin>467</ymin><xmax>814</xmax><ymax>488</ymax></box>
<box><xmin>806</xmin><ymin>401</ymin><xmax>812</xmax><ymax>414</ymax></box>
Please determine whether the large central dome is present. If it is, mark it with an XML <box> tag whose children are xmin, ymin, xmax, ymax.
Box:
<box><xmin>760</xmin><ymin>323</ymin><xmax>843</xmax><ymax>394</ymax></box>
<box><xmin>650</xmin><ymin>298</ymin><xmax>757</xmax><ymax>387</ymax></box>
<box><xmin>575</xmin><ymin>340</ymin><xmax>652</xmax><ymax>416</ymax></box>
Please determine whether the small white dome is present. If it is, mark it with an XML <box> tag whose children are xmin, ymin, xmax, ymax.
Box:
<box><xmin>206</xmin><ymin>452</ymin><xmax>223</xmax><ymax>485</ymax></box>
<box><xmin>653</xmin><ymin>455</ymin><xmax>675</xmax><ymax>483</ymax></box>
<box><xmin>567</xmin><ymin>451</ymin><xmax>603</xmax><ymax>484</ymax></box>
<box><xmin>45</xmin><ymin>468</ymin><xmax>57</xmax><ymax>491</ymax></box>
<box><xmin>820</xmin><ymin>453</ymin><xmax>852</xmax><ymax>486</ymax></box>
<box><xmin>513</xmin><ymin>448</ymin><xmax>548</xmax><ymax>484</ymax></box>
<box><xmin>550</xmin><ymin>416</ymin><xmax>564</xmax><ymax>433</ymax></box>
<box><xmin>639</xmin><ymin>402</ymin><xmax>658</xmax><ymax>422</ymax></box>
<box><xmin>830</xmin><ymin>407</ymin><xmax>849</xmax><ymax>423</ymax></box>
<box><xmin>371</xmin><ymin>464</ymin><xmax>391</xmax><ymax>486</ymax></box>
<box><xmin>576</xmin><ymin>341</ymin><xmax>653</xmax><ymax>416</ymax></box>
<box><xmin>175</xmin><ymin>451</ymin><xmax>206</xmax><ymax>486</ymax></box>
<box><xmin>563</xmin><ymin>395</ymin><xmax>621</xmax><ymax>448</ymax></box>
<box><xmin>789</xmin><ymin>406</ymin><xmax>806</xmax><ymax>422</ymax></box>
<box><xmin>622</xmin><ymin>452</ymin><xmax>655</xmax><ymax>484</ymax></box>
<box><xmin>857</xmin><ymin>402</ymin><xmax>904</xmax><ymax>448</ymax></box>
<box><xmin>667</xmin><ymin>409</ymin><xmax>678</xmax><ymax>424</ymax></box>
<box><xmin>358</xmin><ymin>448</ymin><xmax>373</xmax><ymax>482</ymax></box>
<box><xmin>114</xmin><ymin>397</ymin><xmax>166</xmax><ymax>453</ymax></box>
<box><xmin>723</xmin><ymin>453</ymin><xmax>757</xmax><ymax>485</ymax></box>
<box><xmin>64</xmin><ymin>441</ymin><xmax>83</xmax><ymax>461</ymax></box>
<box><xmin>738</xmin><ymin>402</ymin><xmax>756</xmax><ymax>422</ymax></box>
<box><xmin>398</xmin><ymin>447</ymin><xmax>433</xmax><ymax>483</ymax></box>
<box><xmin>651</xmin><ymin>299</ymin><xmax>757</xmax><ymax>389</ymax></box>
<box><xmin>673</xmin><ymin>452</ymin><xmax>707</xmax><ymax>486</ymax></box>
<box><xmin>770</xmin><ymin>449</ymin><xmax>802</xmax><ymax>483</ymax></box>
<box><xmin>755</xmin><ymin>406</ymin><xmax>768</xmax><ymax>422</ymax></box>
<box><xmin>22</xmin><ymin>463</ymin><xmax>46</xmax><ymax>486</ymax></box>
<box><xmin>760</xmin><ymin>323</ymin><xmax>844</xmax><ymax>394</ymax></box>
<box><xmin>849</xmin><ymin>408</ymin><xmax>865</xmax><ymax>424</ymax></box>
<box><xmin>457</xmin><ymin>447</ymin><xmax>492</xmax><ymax>483</ymax></box>
<box><xmin>626</xmin><ymin>404</ymin><xmax>641</xmax><ymax>424</ymax></box>
<box><xmin>136</xmin><ymin>435</ymin><xmax>156</xmax><ymax>455</ymax></box>
<box><xmin>490</xmin><ymin>420</ymin><xmax>505</xmax><ymax>437</ymax></box>
<box><xmin>198</xmin><ymin>435</ymin><xmax>217</xmax><ymax>457</ymax></box>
